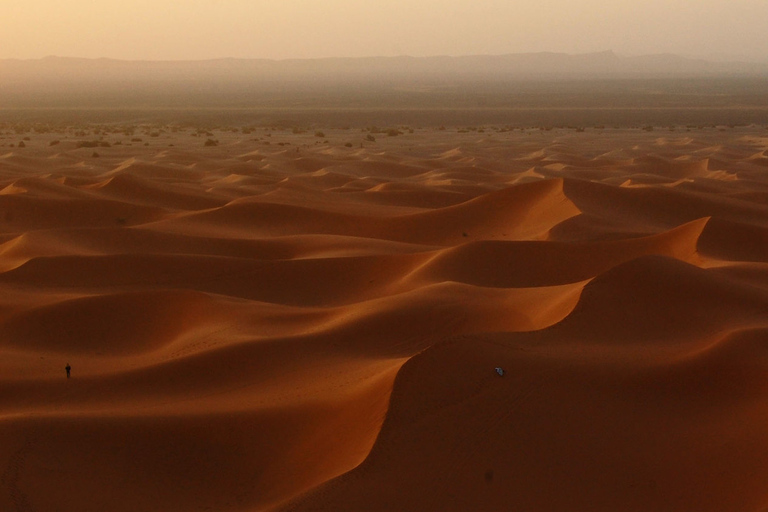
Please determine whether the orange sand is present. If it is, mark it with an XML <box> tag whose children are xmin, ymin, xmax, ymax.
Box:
<box><xmin>0</xmin><ymin>126</ymin><xmax>767</xmax><ymax>511</ymax></box>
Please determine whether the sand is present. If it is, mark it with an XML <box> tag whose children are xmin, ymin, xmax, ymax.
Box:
<box><xmin>0</xmin><ymin>125</ymin><xmax>767</xmax><ymax>511</ymax></box>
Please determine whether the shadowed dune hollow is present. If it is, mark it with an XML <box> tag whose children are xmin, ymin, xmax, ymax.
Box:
<box><xmin>1</xmin><ymin>126</ymin><xmax>767</xmax><ymax>512</ymax></box>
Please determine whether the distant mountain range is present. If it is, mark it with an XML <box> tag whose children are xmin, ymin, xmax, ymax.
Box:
<box><xmin>2</xmin><ymin>52</ymin><xmax>768</xmax><ymax>116</ymax></box>
<box><xmin>2</xmin><ymin>51</ymin><xmax>768</xmax><ymax>86</ymax></box>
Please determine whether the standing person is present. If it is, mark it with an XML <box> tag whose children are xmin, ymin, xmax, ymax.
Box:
<box><xmin>65</xmin><ymin>363</ymin><xmax>71</xmax><ymax>379</ymax></box>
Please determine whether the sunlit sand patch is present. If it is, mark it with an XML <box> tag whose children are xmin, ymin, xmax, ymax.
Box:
<box><xmin>0</xmin><ymin>126</ymin><xmax>767</xmax><ymax>512</ymax></box>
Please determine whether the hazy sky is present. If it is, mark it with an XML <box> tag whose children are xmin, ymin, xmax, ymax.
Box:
<box><xmin>3</xmin><ymin>0</ymin><xmax>767</xmax><ymax>61</ymax></box>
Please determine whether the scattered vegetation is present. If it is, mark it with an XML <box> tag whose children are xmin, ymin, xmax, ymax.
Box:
<box><xmin>204</xmin><ymin>139</ymin><xmax>219</xmax><ymax>147</ymax></box>
<box><xmin>77</xmin><ymin>140</ymin><xmax>111</xmax><ymax>148</ymax></box>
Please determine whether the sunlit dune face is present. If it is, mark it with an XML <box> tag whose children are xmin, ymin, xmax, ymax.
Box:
<box><xmin>0</xmin><ymin>123</ymin><xmax>767</xmax><ymax>511</ymax></box>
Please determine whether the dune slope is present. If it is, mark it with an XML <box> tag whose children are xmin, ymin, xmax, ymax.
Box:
<box><xmin>0</xmin><ymin>126</ymin><xmax>766</xmax><ymax>512</ymax></box>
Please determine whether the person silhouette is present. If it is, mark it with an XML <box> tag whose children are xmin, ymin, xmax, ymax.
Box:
<box><xmin>65</xmin><ymin>363</ymin><xmax>71</xmax><ymax>379</ymax></box>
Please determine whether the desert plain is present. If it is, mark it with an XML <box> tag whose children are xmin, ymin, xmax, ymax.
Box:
<box><xmin>0</xmin><ymin>120</ymin><xmax>767</xmax><ymax>512</ymax></box>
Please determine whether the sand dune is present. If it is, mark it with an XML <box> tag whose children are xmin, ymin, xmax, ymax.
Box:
<box><xmin>0</xmin><ymin>126</ymin><xmax>767</xmax><ymax>512</ymax></box>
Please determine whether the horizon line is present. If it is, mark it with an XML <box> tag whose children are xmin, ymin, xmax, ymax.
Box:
<box><xmin>3</xmin><ymin>50</ymin><xmax>760</xmax><ymax>64</ymax></box>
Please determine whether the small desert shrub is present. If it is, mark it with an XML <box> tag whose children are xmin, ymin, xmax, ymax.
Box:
<box><xmin>344</xmin><ymin>142</ymin><xmax>353</xmax><ymax>147</ymax></box>
<box><xmin>131</xmin><ymin>138</ymin><xmax>143</xmax><ymax>142</ymax></box>
<box><xmin>204</xmin><ymin>139</ymin><xmax>219</xmax><ymax>147</ymax></box>
<box><xmin>314</xmin><ymin>131</ymin><xmax>325</xmax><ymax>138</ymax></box>
<box><xmin>366</xmin><ymin>134</ymin><xmax>376</xmax><ymax>142</ymax></box>
<box><xmin>642</xmin><ymin>126</ymin><xmax>654</xmax><ymax>132</ymax></box>
<box><xmin>49</xmin><ymin>140</ymin><xmax>60</xmax><ymax>146</ymax></box>
<box><xmin>17</xmin><ymin>141</ymin><xmax>25</xmax><ymax>148</ymax></box>
<box><xmin>386</xmin><ymin>129</ymin><xmax>402</xmax><ymax>137</ymax></box>
<box><xmin>92</xmin><ymin>152</ymin><xmax>99</xmax><ymax>158</ymax></box>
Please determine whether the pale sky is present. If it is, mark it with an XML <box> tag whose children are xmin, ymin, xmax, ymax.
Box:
<box><xmin>3</xmin><ymin>0</ymin><xmax>767</xmax><ymax>61</ymax></box>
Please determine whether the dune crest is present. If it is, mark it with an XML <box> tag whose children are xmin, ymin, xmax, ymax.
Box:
<box><xmin>0</xmin><ymin>126</ymin><xmax>767</xmax><ymax>512</ymax></box>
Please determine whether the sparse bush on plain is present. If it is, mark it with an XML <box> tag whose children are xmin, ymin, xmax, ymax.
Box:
<box><xmin>204</xmin><ymin>139</ymin><xmax>219</xmax><ymax>147</ymax></box>
<box><xmin>77</xmin><ymin>140</ymin><xmax>110</xmax><ymax>148</ymax></box>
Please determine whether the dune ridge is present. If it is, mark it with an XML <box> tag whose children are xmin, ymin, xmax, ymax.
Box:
<box><xmin>0</xmin><ymin>126</ymin><xmax>767</xmax><ymax>512</ymax></box>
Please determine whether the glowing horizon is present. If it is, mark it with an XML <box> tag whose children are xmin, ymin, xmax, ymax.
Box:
<box><xmin>4</xmin><ymin>0</ymin><xmax>768</xmax><ymax>62</ymax></box>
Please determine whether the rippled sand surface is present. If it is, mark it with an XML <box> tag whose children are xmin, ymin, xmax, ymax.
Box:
<box><xmin>1</xmin><ymin>126</ymin><xmax>767</xmax><ymax>512</ymax></box>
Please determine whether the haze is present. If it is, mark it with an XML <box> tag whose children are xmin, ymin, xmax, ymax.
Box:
<box><xmin>4</xmin><ymin>0</ymin><xmax>767</xmax><ymax>62</ymax></box>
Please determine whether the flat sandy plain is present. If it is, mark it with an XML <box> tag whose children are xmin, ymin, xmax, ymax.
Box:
<box><xmin>1</xmin><ymin>123</ymin><xmax>768</xmax><ymax>511</ymax></box>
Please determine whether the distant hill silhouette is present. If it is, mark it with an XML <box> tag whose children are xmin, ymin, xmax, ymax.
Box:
<box><xmin>1</xmin><ymin>52</ymin><xmax>767</xmax><ymax>126</ymax></box>
<box><xmin>2</xmin><ymin>52</ymin><xmax>767</xmax><ymax>87</ymax></box>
